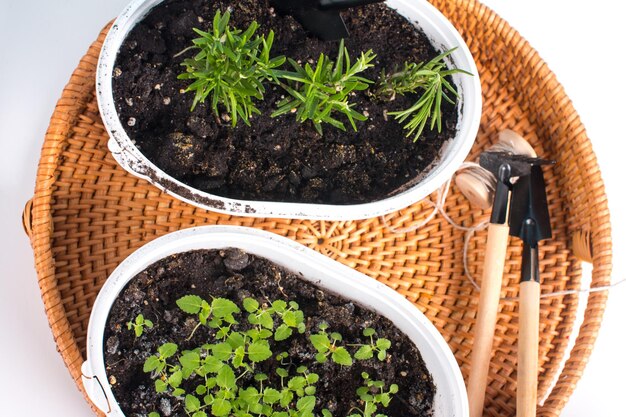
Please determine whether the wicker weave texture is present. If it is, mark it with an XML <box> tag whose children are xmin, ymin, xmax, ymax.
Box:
<box><xmin>25</xmin><ymin>1</ymin><xmax>612</xmax><ymax>416</ymax></box>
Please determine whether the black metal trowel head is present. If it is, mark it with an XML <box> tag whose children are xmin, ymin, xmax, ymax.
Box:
<box><xmin>509</xmin><ymin>164</ymin><xmax>554</xmax><ymax>246</ymax></box>
<box><xmin>270</xmin><ymin>0</ymin><xmax>385</xmax><ymax>41</ymax></box>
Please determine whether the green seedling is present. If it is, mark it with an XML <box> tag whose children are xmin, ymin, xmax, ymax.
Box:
<box><xmin>176</xmin><ymin>294</ymin><xmax>240</xmax><ymax>340</ymax></box>
<box><xmin>351</xmin><ymin>328</ymin><xmax>391</xmax><ymax>361</ymax></box>
<box><xmin>244</xmin><ymin>298</ymin><xmax>306</xmax><ymax>341</ymax></box>
<box><xmin>143</xmin><ymin>342</ymin><xmax>178</xmax><ymax>377</ymax></box>
<box><xmin>126</xmin><ymin>313</ymin><xmax>153</xmax><ymax>338</ymax></box>
<box><xmin>309</xmin><ymin>322</ymin><xmax>353</xmax><ymax>366</ymax></box>
<box><xmin>347</xmin><ymin>372</ymin><xmax>399</xmax><ymax>417</ymax></box>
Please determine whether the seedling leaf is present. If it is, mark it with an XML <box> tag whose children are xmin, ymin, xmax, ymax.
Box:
<box><xmin>331</xmin><ymin>347</ymin><xmax>353</xmax><ymax>366</ymax></box>
<box><xmin>248</xmin><ymin>341</ymin><xmax>272</xmax><ymax>362</ymax></box>
<box><xmin>185</xmin><ymin>395</ymin><xmax>201</xmax><ymax>412</ymax></box>
<box><xmin>177</xmin><ymin>295</ymin><xmax>204</xmax><ymax>314</ymax></box>
<box><xmin>274</xmin><ymin>324</ymin><xmax>292</xmax><ymax>341</ymax></box>
<box><xmin>159</xmin><ymin>343</ymin><xmax>178</xmax><ymax>359</ymax></box>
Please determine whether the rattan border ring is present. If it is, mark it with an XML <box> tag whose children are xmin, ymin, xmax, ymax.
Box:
<box><xmin>24</xmin><ymin>1</ymin><xmax>612</xmax><ymax>416</ymax></box>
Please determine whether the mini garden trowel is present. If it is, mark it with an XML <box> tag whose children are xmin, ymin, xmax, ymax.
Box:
<box><xmin>509</xmin><ymin>161</ymin><xmax>554</xmax><ymax>417</ymax></box>
<box><xmin>270</xmin><ymin>0</ymin><xmax>385</xmax><ymax>41</ymax></box>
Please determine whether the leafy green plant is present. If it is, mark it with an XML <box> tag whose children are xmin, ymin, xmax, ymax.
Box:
<box><xmin>376</xmin><ymin>48</ymin><xmax>471</xmax><ymax>141</ymax></box>
<box><xmin>176</xmin><ymin>8</ymin><xmax>468</xmax><ymax>143</ymax></box>
<box><xmin>309</xmin><ymin>324</ymin><xmax>392</xmax><ymax>366</ymax></box>
<box><xmin>143</xmin><ymin>295</ymin><xmax>399</xmax><ymax>417</ymax></box>
<box><xmin>143</xmin><ymin>342</ymin><xmax>178</xmax><ymax>380</ymax></box>
<box><xmin>347</xmin><ymin>372</ymin><xmax>399</xmax><ymax>417</ymax></box>
<box><xmin>176</xmin><ymin>294</ymin><xmax>241</xmax><ymax>339</ymax></box>
<box><xmin>309</xmin><ymin>322</ymin><xmax>353</xmax><ymax>366</ymax></box>
<box><xmin>178</xmin><ymin>10</ymin><xmax>286</xmax><ymax>126</ymax></box>
<box><xmin>145</xmin><ymin>295</ymin><xmax>320</xmax><ymax>417</ymax></box>
<box><xmin>350</xmin><ymin>328</ymin><xmax>391</xmax><ymax>361</ymax></box>
<box><xmin>244</xmin><ymin>298</ymin><xmax>306</xmax><ymax>341</ymax></box>
<box><xmin>126</xmin><ymin>313</ymin><xmax>153</xmax><ymax>337</ymax></box>
<box><xmin>272</xmin><ymin>40</ymin><xmax>376</xmax><ymax>135</ymax></box>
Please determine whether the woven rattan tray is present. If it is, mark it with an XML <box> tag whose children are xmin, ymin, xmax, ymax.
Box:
<box><xmin>23</xmin><ymin>1</ymin><xmax>612</xmax><ymax>416</ymax></box>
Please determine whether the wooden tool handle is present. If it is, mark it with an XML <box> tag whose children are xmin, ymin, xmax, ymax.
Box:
<box><xmin>517</xmin><ymin>281</ymin><xmax>540</xmax><ymax>417</ymax></box>
<box><xmin>468</xmin><ymin>223</ymin><xmax>510</xmax><ymax>417</ymax></box>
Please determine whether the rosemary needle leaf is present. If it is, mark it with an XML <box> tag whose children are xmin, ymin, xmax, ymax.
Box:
<box><xmin>178</xmin><ymin>10</ymin><xmax>285</xmax><ymax>127</ymax></box>
<box><xmin>378</xmin><ymin>48</ymin><xmax>472</xmax><ymax>141</ymax></box>
<box><xmin>272</xmin><ymin>39</ymin><xmax>376</xmax><ymax>135</ymax></box>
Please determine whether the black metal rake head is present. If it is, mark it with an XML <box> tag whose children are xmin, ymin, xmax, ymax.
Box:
<box><xmin>479</xmin><ymin>151</ymin><xmax>553</xmax><ymax>183</ymax></box>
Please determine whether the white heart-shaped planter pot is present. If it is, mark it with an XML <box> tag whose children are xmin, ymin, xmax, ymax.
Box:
<box><xmin>97</xmin><ymin>0</ymin><xmax>481</xmax><ymax>220</ymax></box>
<box><xmin>81</xmin><ymin>226</ymin><xmax>468</xmax><ymax>416</ymax></box>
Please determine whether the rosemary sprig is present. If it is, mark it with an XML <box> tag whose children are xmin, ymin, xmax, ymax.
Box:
<box><xmin>272</xmin><ymin>40</ymin><xmax>376</xmax><ymax>135</ymax></box>
<box><xmin>380</xmin><ymin>48</ymin><xmax>471</xmax><ymax>141</ymax></box>
<box><xmin>178</xmin><ymin>10</ymin><xmax>286</xmax><ymax>126</ymax></box>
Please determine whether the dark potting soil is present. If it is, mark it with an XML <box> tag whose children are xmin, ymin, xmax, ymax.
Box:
<box><xmin>104</xmin><ymin>249</ymin><xmax>435</xmax><ymax>417</ymax></box>
<box><xmin>112</xmin><ymin>0</ymin><xmax>460</xmax><ymax>204</ymax></box>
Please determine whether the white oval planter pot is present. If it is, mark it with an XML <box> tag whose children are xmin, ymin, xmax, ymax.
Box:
<box><xmin>81</xmin><ymin>226</ymin><xmax>468</xmax><ymax>416</ymax></box>
<box><xmin>97</xmin><ymin>0</ymin><xmax>481</xmax><ymax>220</ymax></box>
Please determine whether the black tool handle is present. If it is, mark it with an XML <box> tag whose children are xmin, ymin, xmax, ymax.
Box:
<box><xmin>520</xmin><ymin>241</ymin><xmax>540</xmax><ymax>283</ymax></box>
<box><xmin>490</xmin><ymin>163</ymin><xmax>512</xmax><ymax>225</ymax></box>
<box><xmin>319</xmin><ymin>0</ymin><xmax>386</xmax><ymax>10</ymax></box>
<box><xmin>490</xmin><ymin>181</ymin><xmax>509</xmax><ymax>225</ymax></box>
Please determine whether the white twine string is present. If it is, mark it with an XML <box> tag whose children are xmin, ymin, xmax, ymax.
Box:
<box><xmin>381</xmin><ymin>163</ymin><xmax>625</xmax><ymax>299</ymax></box>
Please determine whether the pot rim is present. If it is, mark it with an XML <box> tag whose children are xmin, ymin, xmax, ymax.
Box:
<box><xmin>97</xmin><ymin>0</ymin><xmax>481</xmax><ymax>220</ymax></box>
<box><xmin>81</xmin><ymin>226</ymin><xmax>468</xmax><ymax>416</ymax></box>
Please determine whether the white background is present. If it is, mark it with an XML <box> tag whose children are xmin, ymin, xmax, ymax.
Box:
<box><xmin>0</xmin><ymin>0</ymin><xmax>624</xmax><ymax>415</ymax></box>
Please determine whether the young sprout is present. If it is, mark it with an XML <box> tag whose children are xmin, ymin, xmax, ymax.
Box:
<box><xmin>176</xmin><ymin>294</ymin><xmax>241</xmax><ymax>339</ymax></box>
<box><xmin>272</xmin><ymin>40</ymin><xmax>376</xmax><ymax>135</ymax></box>
<box><xmin>376</xmin><ymin>48</ymin><xmax>471</xmax><ymax>141</ymax></box>
<box><xmin>351</xmin><ymin>328</ymin><xmax>391</xmax><ymax>361</ymax></box>
<box><xmin>126</xmin><ymin>313</ymin><xmax>153</xmax><ymax>338</ymax></box>
<box><xmin>143</xmin><ymin>342</ymin><xmax>178</xmax><ymax>378</ymax></box>
<box><xmin>244</xmin><ymin>297</ymin><xmax>306</xmax><ymax>341</ymax></box>
<box><xmin>348</xmin><ymin>372</ymin><xmax>399</xmax><ymax>417</ymax></box>
<box><xmin>309</xmin><ymin>322</ymin><xmax>353</xmax><ymax>366</ymax></box>
<box><xmin>178</xmin><ymin>10</ymin><xmax>286</xmax><ymax>126</ymax></box>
